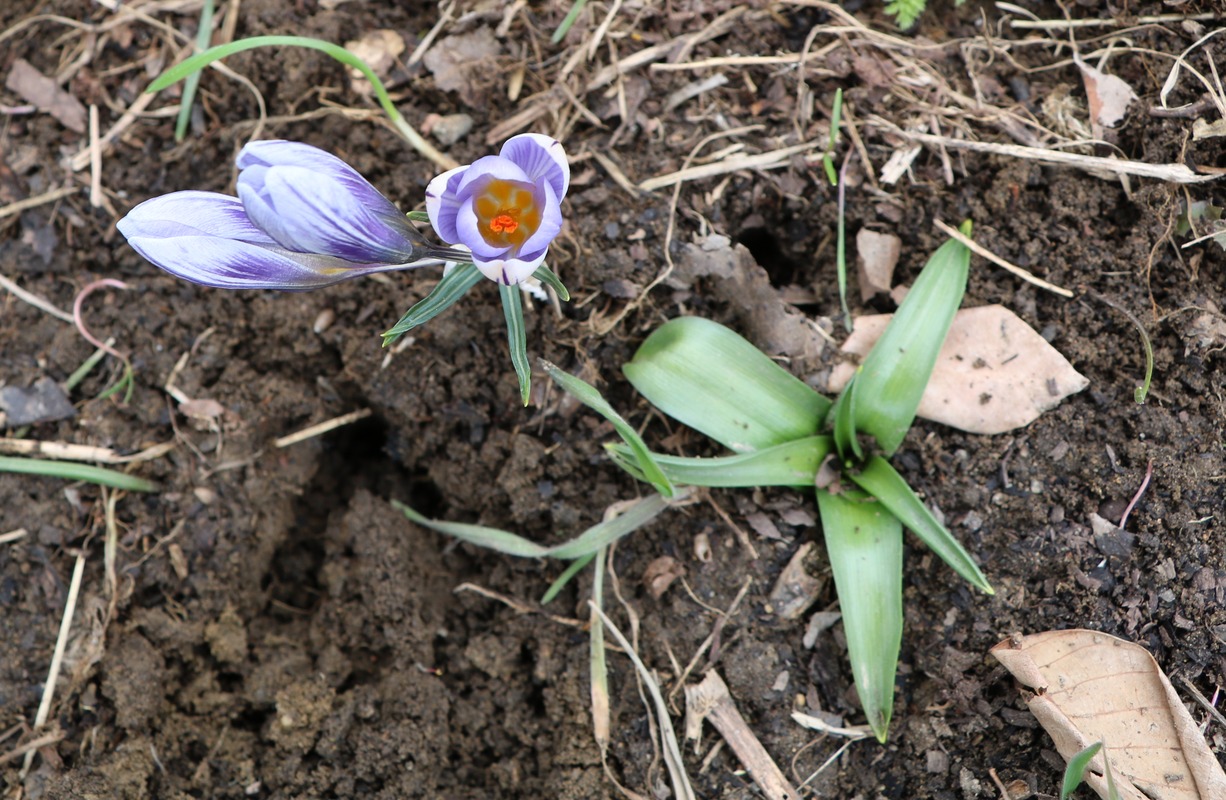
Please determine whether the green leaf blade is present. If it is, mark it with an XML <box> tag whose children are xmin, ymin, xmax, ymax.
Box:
<box><xmin>543</xmin><ymin>362</ymin><xmax>674</xmax><ymax>498</ymax></box>
<box><xmin>624</xmin><ymin>317</ymin><xmax>830</xmax><ymax>452</ymax></box>
<box><xmin>852</xmin><ymin>228</ymin><xmax>971</xmax><ymax>456</ymax></box>
<box><xmin>817</xmin><ymin>489</ymin><xmax>903</xmax><ymax>742</ymax></box>
<box><xmin>500</xmin><ymin>283</ymin><xmax>532</xmax><ymax>405</ymax></box>
<box><xmin>1061</xmin><ymin>742</ymin><xmax>1103</xmax><ymax>799</ymax></box>
<box><xmin>382</xmin><ymin>262</ymin><xmax>482</xmax><ymax>346</ymax></box>
<box><xmin>0</xmin><ymin>456</ymin><xmax>157</xmax><ymax>492</ymax></box>
<box><xmin>606</xmin><ymin>436</ymin><xmax>831</xmax><ymax>488</ymax></box>
<box><xmin>850</xmin><ymin>456</ymin><xmax>993</xmax><ymax>594</ymax></box>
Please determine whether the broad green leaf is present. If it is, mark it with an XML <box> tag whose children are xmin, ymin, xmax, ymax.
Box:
<box><xmin>849</xmin><ymin>456</ymin><xmax>993</xmax><ymax>594</ymax></box>
<box><xmin>605</xmin><ymin>436</ymin><xmax>831</xmax><ymax>488</ymax></box>
<box><xmin>0</xmin><ymin>456</ymin><xmax>158</xmax><ymax>492</ymax></box>
<box><xmin>817</xmin><ymin>489</ymin><xmax>903</xmax><ymax>743</ymax></box>
<box><xmin>542</xmin><ymin>362</ymin><xmax>674</xmax><ymax>498</ymax></box>
<box><xmin>382</xmin><ymin>262</ymin><xmax>482</xmax><ymax>345</ymax></box>
<box><xmin>500</xmin><ymin>283</ymin><xmax>532</xmax><ymax>405</ymax></box>
<box><xmin>532</xmin><ymin>264</ymin><xmax>571</xmax><ymax>301</ymax></box>
<box><xmin>624</xmin><ymin>317</ymin><xmax>830</xmax><ymax>452</ymax></box>
<box><xmin>393</xmin><ymin>492</ymin><xmax>673</xmax><ymax>560</ymax></box>
<box><xmin>1062</xmin><ymin>742</ymin><xmax>1104</xmax><ymax>799</ymax></box>
<box><xmin>852</xmin><ymin>225</ymin><xmax>971</xmax><ymax>455</ymax></box>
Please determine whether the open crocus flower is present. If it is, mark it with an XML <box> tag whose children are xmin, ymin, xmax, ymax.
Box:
<box><xmin>117</xmin><ymin>140</ymin><xmax>470</xmax><ymax>291</ymax></box>
<box><xmin>426</xmin><ymin>133</ymin><xmax>568</xmax><ymax>285</ymax></box>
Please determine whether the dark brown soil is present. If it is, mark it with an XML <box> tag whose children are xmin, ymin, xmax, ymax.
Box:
<box><xmin>2</xmin><ymin>1</ymin><xmax>1224</xmax><ymax>798</ymax></box>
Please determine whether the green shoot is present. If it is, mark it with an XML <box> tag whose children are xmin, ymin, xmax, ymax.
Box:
<box><xmin>175</xmin><ymin>0</ymin><xmax>215</xmax><ymax>142</ymax></box>
<box><xmin>1061</xmin><ymin>741</ymin><xmax>1120</xmax><ymax>800</ymax></box>
<box><xmin>541</xmin><ymin>552</ymin><xmax>597</xmax><ymax>604</ymax></box>
<box><xmin>551</xmin><ymin>0</ymin><xmax>591</xmax><ymax>44</ymax></box>
<box><xmin>1087</xmin><ymin>291</ymin><xmax>1154</xmax><ymax>405</ymax></box>
<box><xmin>147</xmin><ymin>36</ymin><xmax>454</xmax><ymax>169</ymax></box>
<box><xmin>0</xmin><ymin>456</ymin><xmax>158</xmax><ymax>492</ymax></box>
<box><xmin>605</xmin><ymin>436</ymin><xmax>830</xmax><ymax>488</ymax></box>
<box><xmin>822</xmin><ymin>88</ymin><xmax>843</xmax><ymax>186</ymax></box>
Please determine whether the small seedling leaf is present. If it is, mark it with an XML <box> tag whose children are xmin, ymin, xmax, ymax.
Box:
<box><xmin>1062</xmin><ymin>742</ymin><xmax>1104</xmax><ymax>799</ymax></box>
<box><xmin>0</xmin><ymin>455</ymin><xmax>158</xmax><ymax>492</ymax></box>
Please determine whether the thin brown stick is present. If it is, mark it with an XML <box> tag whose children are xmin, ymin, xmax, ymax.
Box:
<box><xmin>0</xmin><ymin>273</ymin><xmax>74</xmax><ymax>322</ymax></box>
<box><xmin>933</xmin><ymin>218</ymin><xmax>1074</xmax><ymax>298</ymax></box>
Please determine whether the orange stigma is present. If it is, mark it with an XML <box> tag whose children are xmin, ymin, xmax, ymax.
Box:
<box><xmin>490</xmin><ymin>214</ymin><xmax>519</xmax><ymax>234</ymax></box>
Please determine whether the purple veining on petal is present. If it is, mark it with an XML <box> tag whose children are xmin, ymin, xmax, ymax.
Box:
<box><xmin>499</xmin><ymin>134</ymin><xmax>570</xmax><ymax>199</ymax></box>
<box><xmin>426</xmin><ymin>165</ymin><xmax>467</xmax><ymax>245</ymax></box>
<box><xmin>118</xmin><ymin>192</ymin><xmax>277</xmax><ymax>245</ymax></box>
<box><xmin>455</xmin><ymin>155</ymin><xmax>532</xmax><ymax>198</ymax></box>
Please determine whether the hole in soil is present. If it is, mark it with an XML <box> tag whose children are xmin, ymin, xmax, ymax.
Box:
<box><xmin>736</xmin><ymin>226</ymin><xmax>805</xmax><ymax>287</ymax></box>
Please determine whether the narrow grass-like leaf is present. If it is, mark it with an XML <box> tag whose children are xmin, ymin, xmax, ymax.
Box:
<box><xmin>551</xmin><ymin>0</ymin><xmax>590</xmax><ymax>43</ymax></box>
<box><xmin>624</xmin><ymin>317</ymin><xmax>830</xmax><ymax>452</ymax></box>
<box><xmin>393</xmin><ymin>492</ymin><xmax>673</xmax><ymax>560</ymax></box>
<box><xmin>532</xmin><ymin>264</ymin><xmax>571</xmax><ymax>301</ymax></box>
<box><xmin>852</xmin><ymin>224</ymin><xmax>971</xmax><ymax>456</ymax></box>
<box><xmin>816</xmin><ymin>488</ymin><xmax>903</xmax><ymax>742</ymax></box>
<box><xmin>1061</xmin><ymin>741</ymin><xmax>1103</xmax><ymax>799</ymax></box>
<box><xmin>541</xmin><ymin>552</ymin><xmax>596</xmax><ymax>604</ymax></box>
<box><xmin>542</xmin><ymin>362</ymin><xmax>674</xmax><ymax>498</ymax></box>
<box><xmin>850</xmin><ymin>456</ymin><xmax>993</xmax><ymax>594</ymax></box>
<box><xmin>382</xmin><ymin>262</ymin><xmax>481</xmax><ymax>346</ymax></box>
<box><xmin>606</xmin><ymin>436</ymin><xmax>831</xmax><ymax>488</ymax></box>
<box><xmin>175</xmin><ymin>0</ymin><xmax>215</xmax><ymax>142</ymax></box>
<box><xmin>406</xmin><ymin>210</ymin><xmax>430</xmax><ymax>222</ymax></box>
<box><xmin>148</xmin><ymin>36</ymin><xmax>449</xmax><ymax>167</ymax></box>
<box><xmin>830</xmin><ymin>375</ymin><xmax>862</xmax><ymax>463</ymax></box>
<box><xmin>500</xmin><ymin>282</ymin><xmax>532</xmax><ymax>405</ymax></box>
<box><xmin>0</xmin><ymin>456</ymin><xmax>158</xmax><ymax>492</ymax></box>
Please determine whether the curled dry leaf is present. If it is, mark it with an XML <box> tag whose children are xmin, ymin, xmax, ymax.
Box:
<box><xmin>1076</xmin><ymin>59</ymin><xmax>1137</xmax><ymax>130</ymax></box>
<box><xmin>991</xmin><ymin>629</ymin><xmax>1226</xmax><ymax>800</ymax></box>
<box><xmin>642</xmin><ymin>555</ymin><xmax>685</xmax><ymax>599</ymax></box>
<box><xmin>829</xmin><ymin>305</ymin><xmax>1088</xmax><ymax>436</ymax></box>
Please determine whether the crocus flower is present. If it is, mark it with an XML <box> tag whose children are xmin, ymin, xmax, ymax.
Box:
<box><xmin>426</xmin><ymin>133</ymin><xmax>568</xmax><ymax>285</ymax></box>
<box><xmin>117</xmin><ymin>140</ymin><xmax>470</xmax><ymax>291</ymax></box>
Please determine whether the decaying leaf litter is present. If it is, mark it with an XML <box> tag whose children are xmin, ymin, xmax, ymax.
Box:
<box><xmin>1</xmin><ymin>1</ymin><xmax>1224</xmax><ymax>798</ymax></box>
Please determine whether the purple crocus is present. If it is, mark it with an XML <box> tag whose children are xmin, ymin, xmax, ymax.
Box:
<box><xmin>117</xmin><ymin>140</ymin><xmax>470</xmax><ymax>291</ymax></box>
<box><xmin>426</xmin><ymin>133</ymin><xmax>568</xmax><ymax>285</ymax></box>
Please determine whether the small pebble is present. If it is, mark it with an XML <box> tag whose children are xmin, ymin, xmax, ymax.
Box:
<box><xmin>430</xmin><ymin>113</ymin><xmax>474</xmax><ymax>146</ymax></box>
<box><xmin>313</xmin><ymin>308</ymin><xmax>335</xmax><ymax>334</ymax></box>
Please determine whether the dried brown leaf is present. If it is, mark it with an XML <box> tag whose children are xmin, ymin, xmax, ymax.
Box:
<box><xmin>1077</xmin><ymin>60</ymin><xmax>1137</xmax><ymax>129</ymax></box>
<box><xmin>991</xmin><ymin>629</ymin><xmax>1226</xmax><ymax>800</ymax></box>
<box><xmin>5</xmin><ymin>59</ymin><xmax>86</xmax><ymax>133</ymax></box>
<box><xmin>829</xmin><ymin>305</ymin><xmax>1088</xmax><ymax>435</ymax></box>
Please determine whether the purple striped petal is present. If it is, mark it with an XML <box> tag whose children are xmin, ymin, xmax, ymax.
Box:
<box><xmin>122</xmin><ymin>233</ymin><xmax>402</xmax><ymax>291</ymax></box>
<box><xmin>238</xmin><ymin>165</ymin><xmax>418</xmax><ymax>263</ymax></box>
<box><xmin>473</xmin><ymin>252</ymin><xmax>548</xmax><ymax>285</ymax></box>
<box><xmin>425</xmin><ymin>165</ymin><xmax>467</xmax><ymax>244</ymax></box>
<box><xmin>237</xmin><ymin>140</ymin><xmax>400</xmax><ymax>219</ymax></box>
<box><xmin>117</xmin><ymin>191</ymin><xmax>277</xmax><ymax>245</ymax></box>
<box><xmin>499</xmin><ymin>134</ymin><xmax>569</xmax><ymax>199</ymax></box>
